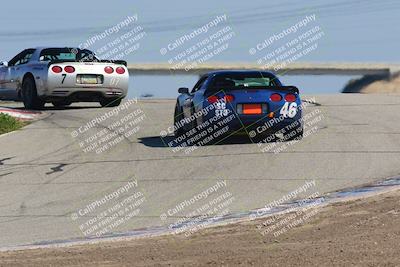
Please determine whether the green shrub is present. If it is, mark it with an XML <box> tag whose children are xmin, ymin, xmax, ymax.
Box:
<box><xmin>0</xmin><ymin>113</ymin><xmax>25</xmax><ymax>135</ymax></box>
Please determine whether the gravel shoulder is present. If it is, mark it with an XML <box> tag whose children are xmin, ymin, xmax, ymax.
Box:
<box><xmin>1</xmin><ymin>188</ymin><xmax>399</xmax><ymax>267</ymax></box>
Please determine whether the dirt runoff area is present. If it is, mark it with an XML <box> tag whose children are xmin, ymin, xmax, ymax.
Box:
<box><xmin>1</xmin><ymin>189</ymin><xmax>400</xmax><ymax>267</ymax></box>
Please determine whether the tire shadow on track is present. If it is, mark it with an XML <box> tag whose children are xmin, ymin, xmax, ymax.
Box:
<box><xmin>13</xmin><ymin>106</ymin><xmax>102</xmax><ymax>111</ymax></box>
<box><xmin>138</xmin><ymin>134</ymin><xmax>279</xmax><ymax>148</ymax></box>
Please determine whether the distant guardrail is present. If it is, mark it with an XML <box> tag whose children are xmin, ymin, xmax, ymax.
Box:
<box><xmin>127</xmin><ymin>62</ymin><xmax>400</xmax><ymax>76</ymax></box>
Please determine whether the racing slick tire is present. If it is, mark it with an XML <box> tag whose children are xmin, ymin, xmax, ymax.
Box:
<box><xmin>100</xmin><ymin>98</ymin><xmax>122</xmax><ymax>107</ymax></box>
<box><xmin>22</xmin><ymin>76</ymin><xmax>45</xmax><ymax>110</ymax></box>
<box><xmin>174</xmin><ymin>102</ymin><xmax>197</xmax><ymax>138</ymax></box>
<box><xmin>52</xmin><ymin>100</ymin><xmax>71</xmax><ymax>108</ymax></box>
<box><xmin>174</xmin><ymin>102</ymin><xmax>186</xmax><ymax>137</ymax></box>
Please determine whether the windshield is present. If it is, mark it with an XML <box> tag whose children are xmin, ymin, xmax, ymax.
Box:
<box><xmin>39</xmin><ymin>48</ymin><xmax>97</xmax><ymax>62</ymax></box>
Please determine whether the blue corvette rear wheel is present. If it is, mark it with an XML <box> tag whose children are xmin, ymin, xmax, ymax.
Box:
<box><xmin>174</xmin><ymin>102</ymin><xmax>185</xmax><ymax>137</ymax></box>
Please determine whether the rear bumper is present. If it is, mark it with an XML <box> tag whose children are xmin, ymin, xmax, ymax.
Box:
<box><xmin>41</xmin><ymin>86</ymin><xmax>128</xmax><ymax>102</ymax></box>
<box><xmin>202</xmin><ymin>110</ymin><xmax>302</xmax><ymax>135</ymax></box>
<box><xmin>44</xmin><ymin>65</ymin><xmax>129</xmax><ymax>102</ymax></box>
<box><xmin>47</xmin><ymin>86</ymin><xmax>127</xmax><ymax>97</ymax></box>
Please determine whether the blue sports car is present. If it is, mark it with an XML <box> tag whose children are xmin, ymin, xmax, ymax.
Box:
<box><xmin>173</xmin><ymin>71</ymin><xmax>303</xmax><ymax>145</ymax></box>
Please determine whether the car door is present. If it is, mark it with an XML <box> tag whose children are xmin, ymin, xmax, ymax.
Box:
<box><xmin>0</xmin><ymin>64</ymin><xmax>7</xmax><ymax>89</ymax></box>
<box><xmin>6</xmin><ymin>49</ymin><xmax>35</xmax><ymax>90</ymax></box>
<box><xmin>182</xmin><ymin>76</ymin><xmax>207</xmax><ymax>118</ymax></box>
<box><xmin>182</xmin><ymin>75</ymin><xmax>208</xmax><ymax>126</ymax></box>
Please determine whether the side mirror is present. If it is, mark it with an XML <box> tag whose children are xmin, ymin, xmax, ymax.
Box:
<box><xmin>178</xmin><ymin>87</ymin><xmax>189</xmax><ymax>94</ymax></box>
<box><xmin>0</xmin><ymin>61</ymin><xmax>8</xmax><ymax>67</ymax></box>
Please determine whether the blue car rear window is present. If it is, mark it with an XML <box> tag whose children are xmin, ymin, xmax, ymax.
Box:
<box><xmin>209</xmin><ymin>73</ymin><xmax>280</xmax><ymax>91</ymax></box>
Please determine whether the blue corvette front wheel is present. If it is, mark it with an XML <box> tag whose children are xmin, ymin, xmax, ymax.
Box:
<box><xmin>174</xmin><ymin>102</ymin><xmax>184</xmax><ymax>137</ymax></box>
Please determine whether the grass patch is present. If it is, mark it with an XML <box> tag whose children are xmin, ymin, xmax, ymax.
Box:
<box><xmin>0</xmin><ymin>113</ymin><xmax>26</xmax><ymax>135</ymax></box>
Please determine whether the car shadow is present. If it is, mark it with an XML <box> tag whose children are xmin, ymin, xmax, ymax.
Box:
<box><xmin>42</xmin><ymin>106</ymin><xmax>102</xmax><ymax>111</ymax></box>
<box><xmin>139</xmin><ymin>135</ymin><xmax>276</xmax><ymax>148</ymax></box>
<box><xmin>13</xmin><ymin>105</ymin><xmax>102</xmax><ymax>111</ymax></box>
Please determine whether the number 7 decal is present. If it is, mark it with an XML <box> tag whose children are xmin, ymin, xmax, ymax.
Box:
<box><xmin>61</xmin><ymin>74</ymin><xmax>67</xmax><ymax>84</ymax></box>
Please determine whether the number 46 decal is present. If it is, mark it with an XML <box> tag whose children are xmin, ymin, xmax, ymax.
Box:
<box><xmin>280</xmin><ymin>102</ymin><xmax>298</xmax><ymax>118</ymax></box>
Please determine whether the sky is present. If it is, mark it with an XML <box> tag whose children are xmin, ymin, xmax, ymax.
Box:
<box><xmin>1</xmin><ymin>0</ymin><xmax>399</xmax><ymax>97</ymax></box>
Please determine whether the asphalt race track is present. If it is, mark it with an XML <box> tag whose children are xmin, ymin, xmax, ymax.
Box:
<box><xmin>0</xmin><ymin>94</ymin><xmax>400</xmax><ymax>248</ymax></box>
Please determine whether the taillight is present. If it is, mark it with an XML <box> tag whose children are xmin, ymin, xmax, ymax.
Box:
<box><xmin>270</xmin><ymin>93</ymin><xmax>282</xmax><ymax>102</ymax></box>
<box><xmin>116</xmin><ymin>67</ymin><xmax>125</xmax><ymax>74</ymax></box>
<box><xmin>285</xmin><ymin>93</ymin><xmax>296</xmax><ymax>102</ymax></box>
<box><xmin>104</xmin><ymin>66</ymin><xmax>114</xmax><ymax>74</ymax></box>
<box><xmin>224</xmin><ymin>94</ymin><xmax>234</xmax><ymax>103</ymax></box>
<box><xmin>64</xmin><ymin>66</ymin><xmax>75</xmax><ymax>73</ymax></box>
<box><xmin>52</xmin><ymin>66</ymin><xmax>62</xmax><ymax>73</ymax></box>
<box><xmin>207</xmin><ymin>95</ymin><xmax>219</xmax><ymax>103</ymax></box>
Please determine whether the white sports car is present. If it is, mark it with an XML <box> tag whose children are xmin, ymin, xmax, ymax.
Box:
<box><xmin>0</xmin><ymin>47</ymin><xmax>129</xmax><ymax>109</ymax></box>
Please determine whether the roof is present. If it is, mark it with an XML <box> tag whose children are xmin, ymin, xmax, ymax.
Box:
<box><xmin>206</xmin><ymin>70</ymin><xmax>277</xmax><ymax>76</ymax></box>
